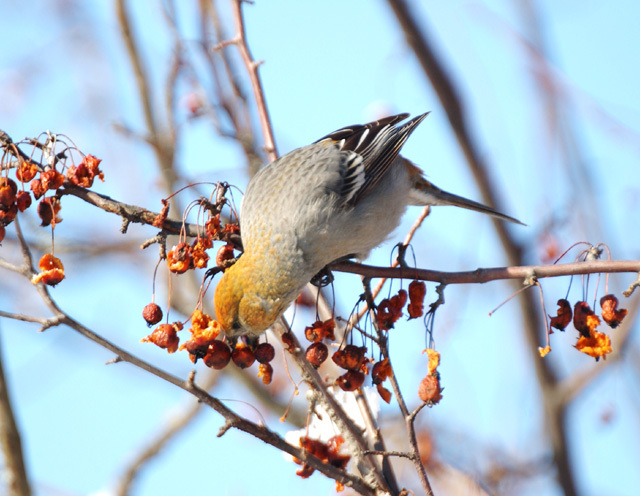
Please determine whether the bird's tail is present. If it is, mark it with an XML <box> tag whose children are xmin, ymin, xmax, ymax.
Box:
<box><xmin>407</xmin><ymin>162</ymin><xmax>524</xmax><ymax>225</ymax></box>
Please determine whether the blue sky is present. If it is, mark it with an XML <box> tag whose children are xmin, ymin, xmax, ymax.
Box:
<box><xmin>1</xmin><ymin>1</ymin><xmax>639</xmax><ymax>495</ymax></box>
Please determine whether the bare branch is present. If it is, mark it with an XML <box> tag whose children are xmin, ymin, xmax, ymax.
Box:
<box><xmin>23</xmin><ymin>302</ymin><xmax>374</xmax><ymax>494</ymax></box>
<box><xmin>57</xmin><ymin>185</ymin><xmax>202</xmax><ymax>238</ymax></box>
<box><xmin>229</xmin><ymin>0</ymin><xmax>278</xmax><ymax>161</ymax></box>
<box><xmin>332</xmin><ymin>259</ymin><xmax>640</xmax><ymax>285</ymax></box>
<box><xmin>0</xmin><ymin>330</ymin><xmax>31</xmax><ymax>496</ymax></box>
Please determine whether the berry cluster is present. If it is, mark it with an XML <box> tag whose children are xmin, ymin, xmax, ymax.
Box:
<box><xmin>542</xmin><ymin>294</ymin><xmax>627</xmax><ymax>360</ymax></box>
<box><xmin>142</xmin><ymin>306</ymin><xmax>277</xmax><ymax>384</ymax></box>
<box><xmin>1</xmin><ymin>135</ymin><xmax>104</xmax><ymax>286</ymax></box>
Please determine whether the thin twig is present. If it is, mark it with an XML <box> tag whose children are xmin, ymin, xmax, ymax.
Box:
<box><xmin>369</xmin><ymin>206</ymin><xmax>431</xmax><ymax>303</ymax></box>
<box><xmin>229</xmin><ymin>0</ymin><xmax>278</xmax><ymax>161</ymax></box>
<box><xmin>355</xmin><ymin>390</ymin><xmax>399</xmax><ymax>494</ymax></box>
<box><xmin>361</xmin><ymin>279</ymin><xmax>434</xmax><ymax>496</ymax></box>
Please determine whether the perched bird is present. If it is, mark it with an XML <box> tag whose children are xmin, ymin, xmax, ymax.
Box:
<box><xmin>215</xmin><ymin>112</ymin><xmax>521</xmax><ymax>337</ymax></box>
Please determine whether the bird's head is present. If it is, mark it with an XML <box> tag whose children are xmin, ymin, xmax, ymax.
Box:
<box><xmin>214</xmin><ymin>259</ymin><xmax>286</xmax><ymax>337</ymax></box>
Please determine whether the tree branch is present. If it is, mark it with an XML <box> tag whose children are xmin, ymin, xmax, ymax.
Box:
<box><xmin>0</xmin><ymin>327</ymin><xmax>31</xmax><ymax>496</ymax></box>
<box><xmin>332</xmin><ymin>259</ymin><xmax>640</xmax><ymax>285</ymax></box>
<box><xmin>229</xmin><ymin>0</ymin><xmax>278</xmax><ymax>162</ymax></box>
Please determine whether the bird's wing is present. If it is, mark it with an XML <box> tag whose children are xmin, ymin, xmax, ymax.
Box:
<box><xmin>315</xmin><ymin>112</ymin><xmax>429</xmax><ymax>205</ymax></box>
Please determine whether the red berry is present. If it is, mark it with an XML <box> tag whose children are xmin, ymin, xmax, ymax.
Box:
<box><xmin>255</xmin><ymin>342</ymin><xmax>275</xmax><ymax>363</ymax></box>
<box><xmin>203</xmin><ymin>340</ymin><xmax>232</xmax><ymax>369</ymax></box>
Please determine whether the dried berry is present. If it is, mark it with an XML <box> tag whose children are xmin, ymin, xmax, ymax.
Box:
<box><xmin>30</xmin><ymin>179</ymin><xmax>45</xmax><ymax>200</ymax></box>
<box><xmin>16</xmin><ymin>161</ymin><xmax>38</xmax><ymax>183</ymax></box>
<box><xmin>295</xmin><ymin>289</ymin><xmax>315</xmax><ymax>308</ymax></box>
<box><xmin>257</xmin><ymin>363</ymin><xmax>273</xmax><ymax>385</ymax></box>
<box><xmin>141</xmin><ymin>323</ymin><xmax>180</xmax><ymax>353</ymax></box>
<box><xmin>167</xmin><ymin>243</ymin><xmax>192</xmax><ymax>274</ymax></box>
<box><xmin>66</xmin><ymin>154</ymin><xmax>104</xmax><ymax>188</ymax></box>
<box><xmin>538</xmin><ymin>345</ymin><xmax>552</xmax><ymax>358</ymax></box>
<box><xmin>376</xmin><ymin>383</ymin><xmax>392</xmax><ymax>404</ymax></box>
<box><xmin>418</xmin><ymin>375</ymin><xmax>442</xmax><ymax>404</ymax></box>
<box><xmin>191</xmin><ymin>240</ymin><xmax>210</xmax><ymax>269</ymax></box>
<box><xmin>600</xmin><ymin>294</ymin><xmax>627</xmax><ymax>329</ymax></box>
<box><xmin>0</xmin><ymin>203</ymin><xmax>17</xmax><ymax>225</ymax></box>
<box><xmin>573</xmin><ymin>301</ymin><xmax>600</xmax><ymax>338</ymax></box>
<box><xmin>575</xmin><ymin>331</ymin><xmax>612</xmax><ymax>360</ymax></box>
<box><xmin>336</xmin><ymin>370</ymin><xmax>365</xmax><ymax>391</ymax></box>
<box><xmin>424</xmin><ymin>348</ymin><xmax>440</xmax><ymax>376</ymax></box>
<box><xmin>205</xmin><ymin>214</ymin><xmax>221</xmax><ymax>237</ymax></box>
<box><xmin>303</xmin><ymin>319</ymin><xmax>335</xmax><ymax>342</ymax></box>
<box><xmin>37</xmin><ymin>197</ymin><xmax>62</xmax><ymax>227</ymax></box>
<box><xmin>295</xmin><ymin>463</ymin><xmax>315</xmax><ymax>479</ymax></box>
<box><xmin>281</xmin><ymin>331</ymin><xmax>296</xmax><ymax>352</ymax></box>
<box><xmin>40</xmin><ymin>169</ymin><xmax>65</xmax><ymax>191</ymax></box>
<box><xmin>408</xmin><ymin>281</ymin><xmax>426</xmax><ymax>319</ymax></box>
<box><xmin>549</xmin><ymin>299</ymin><xmax>572</xmax><ymax>331</ymax></box>
<box><xmin>332</xmin><ymin>344</ymin><xmax>367</xmax><ymax>371</ymax></box>
<box><xmin>31</xmin><ymin>253</ymin><xmax>65</xmax><ymax>286</ymax></box>
<box><xmin>305</xmin><ymin>342</ymin><xmax>328</xmax><ymax>368</ymax></box>
<box><xmin>376</xmin><ymin>289</ymin><xmax>406</xmax><ymax>330</ymax></box>
<box><xmin>215</xmin><ymin>243</ymin><xmax>235</xmax><ymax>266</ymax></box>
<box><xmin>186</xmin><ymin>309</ymin><xmax>220</xmax><ymax>345</ymax></box>
<box><xmin>181</xmin><ymin>340</ymin><xmax>209</xmax><ymax>363</ymax></box>
<box><xmin>203</xmin><ymin>340</ymin><xmax>232</xmax><ymax>369</ymax></box>
<box><xmin>294</xmin><ymin>436</ymin><xmax>350</xmax><ymax>480</ymax></box>
<box><xmin>142</xmin><ymin>303</ymin><xmax>163</xmax><ymax>326</ymax></box>
<box><xmin>16</xmin><ymin>191</ymin><xmax>31</xmax><ymax>212</ymax></box>
<box><xmin>221</xmin><ymin>222</ymin><xmax>240</xmax><ymax>237</ymax></box>
<box><xmin>255</xmin><ymin>342</ymin><xmax>275</xmax><ymax>363</ymax></box>
<box><xmin>371</xmin><ymin>358</ymin><xmax>392</xmax><ymax>385</ymax></box>
<box><xmin>326</xmin><ymin>436</ymin><xmax>350</xmax><ymax>469</ymax></box>
<box><xmin>0</xmin><ymin>177</ymin><xmax>17</xmax><ymax>207</ymax></box>
<box><xmin>419</xmin><ymin>348</ymin><xmax>443</xmax><ymax>404</ymax></box>
<box><xmin>231</xmin><ymin>343</ymin><xmax>255</xmax><ymax>369</ymax></box>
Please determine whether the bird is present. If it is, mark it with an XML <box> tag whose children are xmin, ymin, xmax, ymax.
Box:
<box><xmin>214</xmin><ymin>112</ymin><xmax>522</xmax><ymax>337</ymax></box>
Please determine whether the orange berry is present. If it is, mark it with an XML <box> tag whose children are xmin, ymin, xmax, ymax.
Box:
<box><xmin>257</xmin><ymin>363</ymin><xmax>273</xmax><ymax>385</ymax></box>
<box><xmin>418</xmin><ymin>375</ymin><xmax>442</xmax><ymax>404</ymax></box>
<box><xmin>142</xmin><ymin>323</ymin><xmax>180</xmax><ymax>354</ymax></box>
<box><xmin>142</xmin><ymin>303</ymin><xmax>163</xmax><ymax>326</ymax></box>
